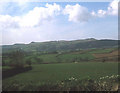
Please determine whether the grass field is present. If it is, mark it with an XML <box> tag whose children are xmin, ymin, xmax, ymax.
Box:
<box><xmin>27</xmin><ymin>48</ymin><xmax>117</xmax><ymax>64</ymax></box>
<box><xmin>3</xmin><ymin>62</ymin><xmax>118</xmax><ymax>85</ymax></box>
<box><xmin>3</xmin><ymin>48</ymin><xmax>118</xmax><ymax>65</ymax></box>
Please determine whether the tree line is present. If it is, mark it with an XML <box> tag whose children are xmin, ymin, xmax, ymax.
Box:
<box><xmin>2</xmin><ymin>49</ymin><xmax>43</xmax><ymax>68</ymax></box>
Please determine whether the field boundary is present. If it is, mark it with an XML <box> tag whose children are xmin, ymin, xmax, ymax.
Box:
<box><xmin>2</xmin><ymin>66</ymin><xmax>32</xmax><ymax>79</ymax></box>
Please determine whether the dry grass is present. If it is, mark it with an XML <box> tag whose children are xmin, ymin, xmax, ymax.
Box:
<box><xmin>93</xmin><ymin>50</ymin><xmax>119</xmax><ymax>58</ymax></box>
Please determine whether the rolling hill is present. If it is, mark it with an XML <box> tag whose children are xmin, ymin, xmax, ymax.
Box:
<box><xmin>2</xmin><ymin>38</ymin><xmax>118</xmax><ymax>53</ymax></box>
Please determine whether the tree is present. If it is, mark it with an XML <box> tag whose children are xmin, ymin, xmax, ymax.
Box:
<box><xmin>9</xmin><ymin>49</ymin><xmax>25</xmax><ymax>68</ymax></box>
<box><xmin>2</xmin><ymin>61</ymin><xmax>6</xmax><ymax>66</ymax></box>
<box><xmin>26</xmin><ymin>59</ymin><xmax>32</xmax><ymax>66</ymax></box>
<box><xmin>34</xmin><ymin>57</ymin><xmax>43</xmax><ymax>64</ymax></box>
<box><xmin>2</xmin><ymin>56</ymin><xmax>6</xmax><ymax>66</ymax></box>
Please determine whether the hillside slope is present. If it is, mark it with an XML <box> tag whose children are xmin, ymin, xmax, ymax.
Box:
<box><xmin>2</xmin><ymin>38</ymin><xmax>118</xmax><ymax>53</ymax></box>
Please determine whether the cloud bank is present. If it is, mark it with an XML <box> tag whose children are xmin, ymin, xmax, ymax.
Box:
<box><xmin>0</xmin><ymin>3</ymin><xmax>61</xmax><ymax>28</ymax></box>
<box><xmin>63</xmin><ymin>0</ymin><xmax>118</xmax><ymax>22</ymax></box>
<box><xmin>0</xmin><ymin>0</ymin><xmax>118</xmax><ymax>29</ymax></box>
<box><xmin>0</xmin><ymin>0</ymin><xmax>118</xmax><ymax>45</ymax></box>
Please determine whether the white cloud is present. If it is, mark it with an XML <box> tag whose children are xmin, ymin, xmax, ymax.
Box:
<box><xmin>107</xmin><ymin>0</ymin><xmax>118</xmax><ymax>15</ymax></box>
<box><xmin>91</xmin><ymin>0</ymin><xmax>118</xmax><ymax>17</ymax></box>
<box><xmin>0</xmin><ymin>3</ymin><xmax>61</xmax><ymax>28</ymax></box>
<box><xmin>0</xmin><ymin>15</ymin><xmax>19</xmax><ymax>29</ymax></box>
<box><xmin>19</xmin><ymin>3</ymin><xmax>61</xmax><ymax>27</ymax></box>
<box><xmin>91</xmin><ymin>10</ymin><xmax>107</xmax><ymax>17</ymax></box>
<box><xmin>0</xmin><ymin>1</ymin><xmax>29</xmax><ymax>16</ymax></box>
<box><xmin>97</xmin><ymin>10</ymin><xmax>107</xmax><ymax>17</ymax></box>
<box><xmin>0</xmin><ymin>3</ymin><xmax>61</xmax><ymax>45</ymax></box>
<box><xmin>2</xmin><ymin>22</ymin><xmax>85</xmax><ymax>45</ymax></box>
<box><xmin>63</xmin><ymin>0</ymin><xmax>118</xmax><ymax>23</ymax></box>
<box><xmin>0</xmin><ymin>1</ymin><xmax>118</xmax><ymax>45</ymax></box>
<box><xmin>63</xmin><ymin>4</ymin><xmax>90</xmax><ymax>22</ymax></box>
<box><xmin>0</xmin><ymin>0</ymin><xmax>118</xmax><ymax>26</ymax></box>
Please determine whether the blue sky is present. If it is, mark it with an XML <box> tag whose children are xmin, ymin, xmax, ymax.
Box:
<box><xmin>0</xmin><ymin>0</ymin><xmax>118</xmax><ymax>45</ymax></box>
<box><xmin>0</xmin><ymin>2</ymin><xmax>109</xmax><ymax>16</ymax></box>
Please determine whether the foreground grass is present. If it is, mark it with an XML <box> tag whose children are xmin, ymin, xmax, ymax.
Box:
<box><xmin>3</xmin><ymin>62</ymin><xmax>119</xmax><ymax>91</ymax></box>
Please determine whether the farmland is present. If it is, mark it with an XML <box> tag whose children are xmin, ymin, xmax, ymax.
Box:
<box><xmin>3</xmin><ymin>62</ymin><xmax>119</xmax><ymax>91</ymax></box>
<box><xmin>2</xmin><ymin>39</ymin><xmax>119</xmax><ymax>91</ymax></box>
<box><xmin>24</xmin><ymin>47</ymin><xmax>118</xmax><ymax>64</ymax></box>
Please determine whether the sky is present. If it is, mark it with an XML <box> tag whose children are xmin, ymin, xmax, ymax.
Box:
<box><xmin>0</xmin><ymin>0</ymin><xmax>119</xmax><ymax>45</ymax></box>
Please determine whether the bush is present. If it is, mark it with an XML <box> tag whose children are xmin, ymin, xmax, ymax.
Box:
<box><xmin>3</xmin><ymin>75</ymin><xmax>119</xmax><ymax>91</ymax></box>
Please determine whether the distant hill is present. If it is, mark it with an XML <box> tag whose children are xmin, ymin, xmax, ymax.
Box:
<box><xmin>2</xmin><ymin>38</ymin><xmax>118</xmax><ymax>53</ymax></box>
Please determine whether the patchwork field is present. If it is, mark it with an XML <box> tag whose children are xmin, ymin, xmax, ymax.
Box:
<box><xmin>24</xmin><ymin>48</ymin><xmax>118</xmax><ymax>64</ymax></box>
<box><xmin>2</xmin><ymin>47</ymin><xmax>119</xmax><ymax>91</ymax></box>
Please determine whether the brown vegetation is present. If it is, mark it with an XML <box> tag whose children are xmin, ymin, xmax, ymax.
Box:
<box><xmin>93</xmin><ymin>50</ymin><xmax>119</xmax><ymax>58</ymax></box>
<box><xmin>93</xmin><ymin>50</ymin><xmax>119</xmax><ymax>62</ymax></box>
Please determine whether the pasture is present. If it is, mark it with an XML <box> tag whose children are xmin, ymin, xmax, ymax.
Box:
<box><xmin>3</xmin><ymin>62</ymin><xmax>118</xmax><ymax>91</ymax></box>
<box><xmin>27</xmin><ymin>48</ymin><xmax>117</xmax><ymax>64</ymax></box>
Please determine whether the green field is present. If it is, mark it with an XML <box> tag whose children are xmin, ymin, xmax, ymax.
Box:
<box><xmin>3</xmin><ymin>47</ymin><xmax>118</xmax><ymax>65</ymax></box>
<box><xmin>25</xmin><ymin>48</ymin><xmax>117</xmax><ymax>64</ymax></box>
<box><xmin>3</xmin><ymin>62</ymin><xmax>118</xmax><ymax>84</ymax></box>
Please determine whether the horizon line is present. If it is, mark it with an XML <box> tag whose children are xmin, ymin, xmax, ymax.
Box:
<box><xmin>1</xmin><ymin>38</ymin><xmax>119</xmax><ymax>46</ymax></box>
